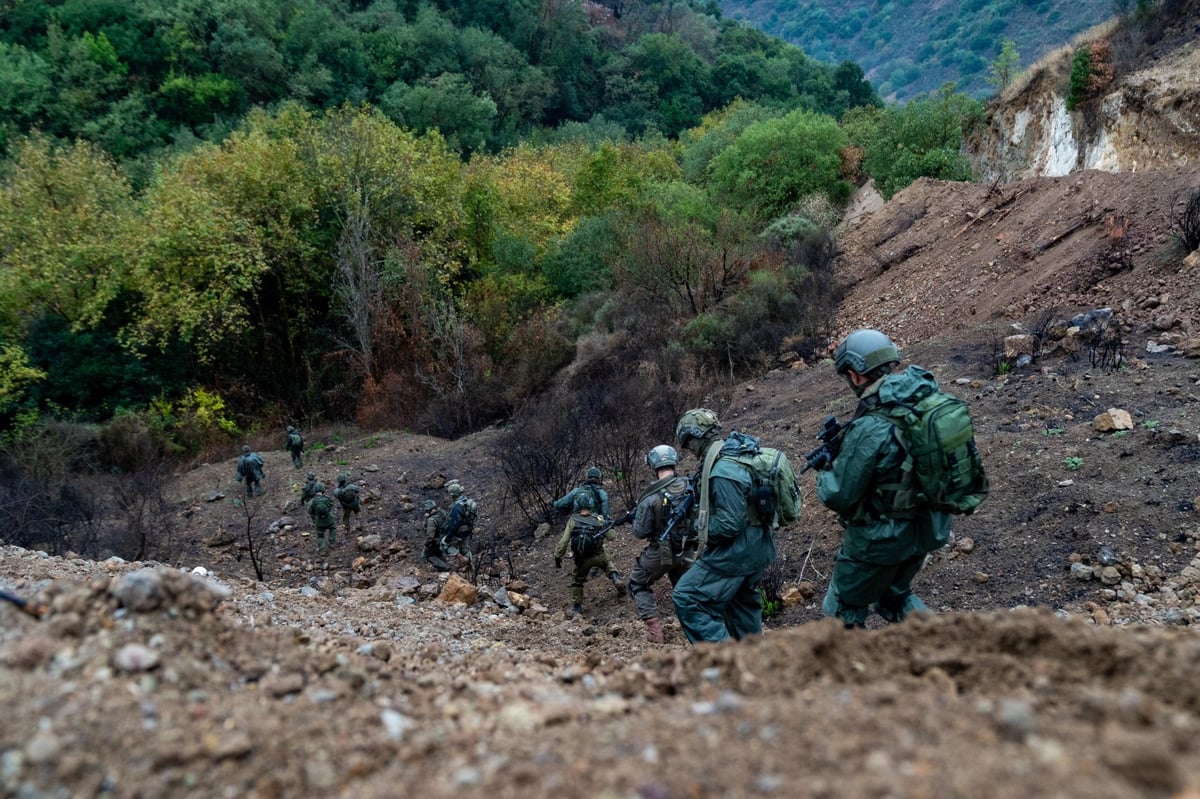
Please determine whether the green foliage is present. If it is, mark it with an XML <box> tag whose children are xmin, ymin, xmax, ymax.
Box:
<box><xmin>760</xmin><ymin>586</ymin><xmax>783</xmax><ymax>620</ymax></box>
<box><xmin>843</xmin><ymin>84</ymin><xmax>982</xmax><ymax>199</ymax></box>
<box><xmin>1064</xmin><ymin>456</ymin><xmax>1083</xmax><ymax>471</ymax></box>
<box><xmin>721</xmin><ymin>0</ymin><xmax>1109</xmax><ymax>100</ymax></box>
<box><xmin>708</xmin><ymin>109</ymin><xmax>850</xmax><ymax>220</ymax></box>
<box><xmin>987</xmin><ymin>39</ymin><xmax>1021</xmax><ymax>91</ymax></box>
<box><xmin>1066</xmin><ymin>46</ymin><xmax>1093</xmax><ymax>110</ymax></box>
<box><xmin>0</xmin><ymin>135</ymin><xmax>134</xmax><ymax>338</ymax></box>
<box><xmin>0</xmin><ymin>342</ymin><xmax>45</xmax><ymax>414</ymax></box>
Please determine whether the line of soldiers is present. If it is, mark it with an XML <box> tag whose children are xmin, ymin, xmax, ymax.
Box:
<box><xmin>551</xmin><ymin>328</ymin><xmax>988</xmax><ymax>645</ymax></box>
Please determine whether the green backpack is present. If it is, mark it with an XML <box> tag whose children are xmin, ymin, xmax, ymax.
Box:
<box><xmin>720</xmin><ymin>432</ymin><xmax>802</xmax><ymax>527</ymax></box>
<box><xmin>309</xmin><ymin>495</ymin><xmax>335</xmax><ymax>527</ymax></box>
<box><xmin>870</xmin><ymin>387</ymin><xmax>989</xmax><ymax>516</ymax></box>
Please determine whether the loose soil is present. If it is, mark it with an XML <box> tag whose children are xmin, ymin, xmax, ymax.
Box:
<box><xmin>5</xmin><ymin>166</ymin><xmax>1200</xmax><ymax>798</ymax></box>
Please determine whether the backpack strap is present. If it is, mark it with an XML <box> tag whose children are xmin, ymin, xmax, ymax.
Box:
<box><xmin>695</xmin><ymin>438</ymin><xmax>725</xmax><ymax>549</ymax></box>
<box><xmin>586</xmin><ymin>484</ymin><xmax>603</xmax><ymax>516</ymax></box>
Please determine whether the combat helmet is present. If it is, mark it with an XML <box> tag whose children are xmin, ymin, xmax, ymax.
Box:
<box><xmin>306</xmin><ymin>470</ymin><xmax>316</xmax><ymax>480</ymax></box>
<box><xmin>675</xmin><ymin>408</ymin><xmax>721</xmax><ymax>451</ymax></box>
<box><xmin>423</xmin><ymin>499</ymin><xmax>437</xmax><ymax>512</ymax></box>
<box><xmin>312</xmin><ymin>482</ymin><xmax>326</xmax><ymax>494</ymax></box>
<box><xmin>447</xmin><ymin>482</ymin><xmax>464</xmax><ymax>497</ymax></box>
<box><xmin>336</xmin><ymin>473</ymin><xmax>349</xmax><ymax>486</ymax></box>
<box><xmin>287</xmin><ymin>425</ymin><xmax>295</xmax><ymax>432</ymax></box>
<box><xmin>242</xmin><ymin>445</ymin><xmax>251</xmax><ymax>454</ymax></box>
<box><xmin>646</xmin><ymin>444</ymin><xmax>679</xmax><ymax>470</ymax></box>
<box><xmin>833</xmin><ymin>329</ymin><xmax>900</xmax><ymax>376</ymax></box>
<box><xmin>586</xmin><ymin>466</ymin><xmax>602</xmax><ymax>481</ymax></box>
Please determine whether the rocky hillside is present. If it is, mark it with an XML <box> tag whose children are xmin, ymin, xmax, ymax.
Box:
<box><xmin>4</xmin><ymin>9</ymin><xmax>1200</xmax><ymax>796</ymax></box>
<box><xmin>968</xmin><ymin>2</ymin><xmax>1200</xmax><ymax>182</ymax></box>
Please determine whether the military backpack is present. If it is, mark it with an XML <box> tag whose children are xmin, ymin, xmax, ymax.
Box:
<box><xmin>335</xmin><ymin>483</ymin><xmax>361</xmax><ymax>511</ymax></box>
<box><xmin>309</xmin><ymin>495</ymin><xmax>336</xmax><ymax>527</ymax></box>
<box><xmin>718</xmin><ymin>431</ymin><xmax>802</xmax><ymax>527</ymax></box>
<box><xmin>868</xmin><ymin>385</ymin><xmax>989</xmax><ymax>516</ymax></box>
<box><xmin>569</xmin><ymin>514</ymin><xmax>607</xmax><ymax>560</ymax></box>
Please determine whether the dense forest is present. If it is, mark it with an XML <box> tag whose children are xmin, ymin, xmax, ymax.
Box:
<box><xmin>8</xmin><ymin>0</ymin><xmax>1130</xmax><ymax>475</ymax></box>
<box><xmin>718</xmin><ymin>0</ymin><xmax>1112</xmax><ymax>100</ymax></box>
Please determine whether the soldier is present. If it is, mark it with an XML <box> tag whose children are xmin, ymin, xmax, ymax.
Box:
<box><xmin>332</xmin><ymin>473</ymin><xmax>361</xmax><ymax>536</ymax></box>
<box><xmin>553</xmin><ymin>491</ymin><xmax>623</xmax><ymax>616</ymax></box>
<box><xmin>235</xmin><ymin>445</ymin><xmax>264</xmax><ymax>497</ymax></box>
<box><xmin>671</xmin><ymin>409</ymin><xmax>776</xmax><ymax>644</ymax></box>
<box><xmin>441</xmin><ymin>482</ymin><xmax>478</xmax><ymax>564</ymax></box>
<box><xmin>421</xmin><ymin>499</ymin><xmax>451</xmax><ymax>570</ymax></box>
<box><xmin>285</xmin><ymin>425</ymin><xmax>304</xmax><ymax>469</ymax></box>
<box><xmin>299</xmin><ymin>470</ymin><xmax>319</xmax><ymax>504</ymax></box>
<box><xmin>552</xmin><ymin>466</ymin><xmax>611</xmax><ymax>519</ymax></box>
<box><xmin>627</xmin><ymin>444</ymin><xmax>697</xmax><ymax>644</ymax></box>
<box><xmin>306</xmin><ymin>483</ymin><xmax>337</xmax><ymax>553</ymax></box>
<box><xmin>816</xmin><ymin>329</ymin><xmax>987</xmax><ymax>628</ymax></box>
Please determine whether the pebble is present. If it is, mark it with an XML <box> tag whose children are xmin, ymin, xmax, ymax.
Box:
<box><xmin>113</xmin><ymin>644</ymin><xmax>160</xmax><ymax>673</ymax></box>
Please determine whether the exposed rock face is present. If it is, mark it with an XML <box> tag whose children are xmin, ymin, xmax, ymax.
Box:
<box><xmin>969</xmin><ymin>14</ymin><xmax>1200</xmax><ymax>182</ymax></box>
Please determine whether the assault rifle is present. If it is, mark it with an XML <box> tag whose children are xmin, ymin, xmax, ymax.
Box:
<box><xmin>801</xmin><ymin>415</ymin><xmax>848</xmax><ymax>473</ymax></box>
<box><xmin>658</xmin><ymin>474</ymin><xmax>698</xmax><ymax>546</ymax></box>
<box><xmin>0</xmin><ymin>587</ymin><xmax>46</xmax><ymax>619</ymax></box>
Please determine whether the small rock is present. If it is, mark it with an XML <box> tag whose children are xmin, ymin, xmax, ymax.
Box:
<box><xmin>1069</xmin><ymin>562</ymin><xmax>1095</xmax><ymax>581</ymax></box>
<box><xmin>1100</xmin><ymin>566</ymin><xmax>1123</xmax><ymax>586</ymax></box>
<box><xmin>1093</xmin><ymin>408</ymin><xmax>1133</xmax><ymax>432</ymax></box>
<box><xmin>436</xmin><ymin>573</ymin><xmax>478</xmax><ymax>605</ymax></box>
<box><xmin>111</xmin><ymin>569</ymin><xmax>164</xmax><ymax>612</ymax></box>
<box><xmin>113</xmin><ymin>643</ymin><xmax>160</xmax><ymax>673</ymax></box>
<box><xmin>954</xmin><ymin>537</ymin><xmax>975</xmax><ymax>554</ymax></box>
<box><xmin>356</xmin><ymin>534</ymin><xmax>382</xmax><ymax>552</ymax></box>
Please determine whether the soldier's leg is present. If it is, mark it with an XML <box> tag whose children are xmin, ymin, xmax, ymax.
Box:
<box><xmin>569</xmin><ymin>559</ymin><xmax>589</xmax><ymax>607</ymax></box>
<box><xmin>826</xmin><ymin>552</ymin><xmax>893</xmax><ymax>628</ymax></box>
<box><xmin>876</xmin><ymin>554</ymin><xmax>930</xmax><ymax>623</ymax></box>
<box><xmin>628</xmin><ymin>546</ymin><xmax>668</xmax><ymax>620</ymax></box>
<box><xmin>722</xmin><ymin>571</ymin><xmax>765</xmax><ymax>640</ymax></box>
<box><xmin>672</xmin><ymin>563</ymin><xmax>742</xmax><ymax>644</ymax></box>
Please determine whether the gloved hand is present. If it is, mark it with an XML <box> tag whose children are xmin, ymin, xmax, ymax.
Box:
<box><xmin>554</xmin><ymin>557</ymin><xmax>562</xmax><ymax>569</ymax></box>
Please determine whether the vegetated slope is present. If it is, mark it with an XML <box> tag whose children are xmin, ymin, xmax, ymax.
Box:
<box><xmin>717</xmin><ymin>0</ymin><xmax>1109</xmax><ymax>100</ymax></box>
<box><xmin>7</xmin><ymin>34</ymin><xmax>1200</xmax><ymax>799</ymax></box>
<box><xmin>4</xmin><ymin>166</ymin><xmax>1200</xmax><ymax>797</ymax></box>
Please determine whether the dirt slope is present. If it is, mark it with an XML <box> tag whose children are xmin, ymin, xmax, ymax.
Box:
<box><xmin>5</xmin><ymin>167</ymin><xmax>1200</xmax><ymax>796</ymax></box>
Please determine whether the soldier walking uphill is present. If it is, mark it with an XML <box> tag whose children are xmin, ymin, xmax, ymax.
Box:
<box><xmin>627</xmin><ymin>444</ymin><xmax>698</xmax><ymax>644</ymax></box>
<box><xmin>553</xmin><ymin>466</ymin><xmax>610</xmax><ymax>519</ymax></box>
<box><xmin>815</xmin><ymin>329</ymin><xmax>988</xmax><ymax>628</ymax></box>
<box><xmin>553</xmin><ymin>491</ymin><xmax>624</xmax><ymax>616</ymax></box>
<box><xmin>421</xmin><ymin>499</ymin><xmax>451</xmax><ymax>570</ymax></box>
<box><xmin>441</xmin><ymin>482</ymin><xmax>478</xmax><ymax>564</ymax></box>
<box><xmin>332</xmin><ymin>474</ymin><xmax>362</xmax><ymax>536</ymax></box>
<box><xmin>285</xmin><ymin>425</ymin><xmax>304</xmax><ymax>469</ymax></box>
<box><xmin>299</xmin><ymin>470</ymin><xmax>319</xmax><ymax>505</ymax></box>
<box><xmin>671</xmin><ymin>409</ymin><xmax>784</xmax><ymax>644</ymax></box>
<box><xmin>306</xmin><ymin>483</ymin><xmax>338</xmax><ymax>553</ymax></box>
<box><xmin>235</xmin><ymin>446</ymin><xmax>264</xmax><ymax>498</ymax></box>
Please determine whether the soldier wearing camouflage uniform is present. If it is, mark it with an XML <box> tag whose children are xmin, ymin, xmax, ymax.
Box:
<box><xmin>285</xmin><ymin>425</ymin><xmax>304</xmax><ymax>469</ymax></box>
<box><xmin>553</xmin><ymin>491</ymin><xmax>623</xmax><ymax>616</ymax></box>
<box><xmin>306</xmin><ymin>483</ymin><xmax>337</xmax><ymax>553</ymax></box>
<box><xmin>300</xmin><ymin>470</ymin><xmax>319</xmax><ymax>505</ymax></box>
<box><xmin>627</xmin><ymin>444</ymin><xmax>697</xmax><ymax>643</ymax></box>
<box><xmin>817</xmin><ymin>329</ymin><xmax>949</xmax><ymax>628</ymax></box>
<box><xmin>552</xmin><ymin>466</ymin><xmax>611</xmax><ymax>519</ymax></box>
<box><xmin>235</xmin><ymin>445</ymin><xmax>264</xmax><ymax>497</ymax></box>
<box><xmin>333</xmin><ymin>473</ymin><xmax>361</xmax><ymax>535</ymax></box>
<box><xmin>421</xmin><ymin>499</ymin><xmax>450</xmax><ymax>570</ymax></box>
<box><xmin>671</xmin><ymin>409</ymin><xmax>776</xmax><ymax>644</ymax></box>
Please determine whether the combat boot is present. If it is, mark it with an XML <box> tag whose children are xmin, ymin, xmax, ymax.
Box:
<box><xmin>643</xmin><ymin>616</ymin><xmax>665</xmax><ymax>644</ymax></box>
<box><xmin>609</xmin><ymin>571</ymin><xmax>625</xmax><ymax>595</ymax></box>
<box><xmin>571</xmin><ymin>602</ymin><xmax>583</xmax><ymax>617</ymax></box>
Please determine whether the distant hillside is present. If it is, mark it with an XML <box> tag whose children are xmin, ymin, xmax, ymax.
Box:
<box><xmin>716</xmin><ymin>0</ymin><xmax>1111</xmax><ymax>101</ymax></box>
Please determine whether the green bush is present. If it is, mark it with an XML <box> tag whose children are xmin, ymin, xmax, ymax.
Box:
<box><xmin>1066</xmin><ymin>47</ymin><xmax>1093</xmax><ymax>110</ymax></box>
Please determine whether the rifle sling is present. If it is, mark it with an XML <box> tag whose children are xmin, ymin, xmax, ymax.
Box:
<box><xmin>695</xmin><ymin>438</ymin><xmax>725</xmax><ymax>550</ymax></box>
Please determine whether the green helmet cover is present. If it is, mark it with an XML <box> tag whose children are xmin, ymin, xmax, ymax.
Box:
<box><xmin>834</xmin><ymin>329</ymin><xmax>900</xmax><ymax>375</ymax></box>
<box><xmin>676</xmin><ymin>408</ymin><xmax>720</xmax><ymax>449</ymax></box>
<box><xmin>646</xmin><ymin>444</ymin><xmax>679</xmax><ymax>469</ymax></box>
